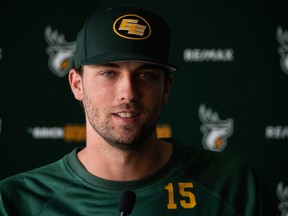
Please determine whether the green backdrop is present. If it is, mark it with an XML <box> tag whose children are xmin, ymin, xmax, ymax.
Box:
<box><xmin>0</xmin><ymin>0</ymin><xmax>287</xmax><ymax>214</ymax></box>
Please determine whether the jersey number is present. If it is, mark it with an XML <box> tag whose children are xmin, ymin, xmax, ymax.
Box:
<box><xmin>164</xmin><ymin>182</ymin><xmax>196</xmax><ymax>209</ymax></box>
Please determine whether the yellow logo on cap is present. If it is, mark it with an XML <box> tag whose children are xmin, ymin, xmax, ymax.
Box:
<box><xmin>113</xmin><ymin>14</ymin><xmax>151</xmax><ymax>40</ymax></box>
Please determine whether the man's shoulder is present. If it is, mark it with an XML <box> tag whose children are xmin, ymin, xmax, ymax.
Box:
<box><xmin>165</xmin><ymin>138</ymin><xmax>254</xmax><ymax>177</ymax></box>
<box><xmin>0</xmin><ymin>149</ymin><xmax>76</xmax><ymax>190</ymax></box>
<box><xmin>1</xmin><ymin>160</ymin><xmax>60</xmax><ymax>187</ymax></box>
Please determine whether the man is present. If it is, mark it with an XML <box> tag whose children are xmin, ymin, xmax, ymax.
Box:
<box><xmin>0</xmin><ymin>5</ymin><xmax>278</xmax><ymax>215</ymax></box>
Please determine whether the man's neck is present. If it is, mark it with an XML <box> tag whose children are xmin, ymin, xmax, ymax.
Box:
<box><xmin>77</xmin><ymin>139</ymin><xmax>172</xmax><ymax>181</ymax></box>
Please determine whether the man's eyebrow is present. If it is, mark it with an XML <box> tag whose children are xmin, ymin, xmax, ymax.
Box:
<box><xmin>136</xmin><ymin>63</ymin><xmax>165</xmax><ymax>71</ymax></box>
<box><xmin>97</xmin><ymin>63</ymin><xmax>120</xmax><ymax>68</ymax></box>
<box><xmin>94</xmin><ymin>62</ymin><xmax>165</xmax><ymax>71</ymax></box>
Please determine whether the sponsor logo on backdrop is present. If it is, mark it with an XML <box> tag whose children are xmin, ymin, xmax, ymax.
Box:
<box><xmin>198</xmin><ymin>104</ymin><xmax>234</xmax><ymax>152</ymax></box>
<box><xmin>276</xmin><ymin>26</ymin><xmax>288</xmax><ymax>76</ymax></box>
<box><xmin>27</xmin><ymin>124</ymin><xmax>86</xmax><ymax>142</ymax></box>
<box><xmin>156</xmin><ymin>124</ymin><xmax>172</xmax><ymax>138</ymax></box>
<box><xmin>184</xmin><ymin>48</ymin><xmax>234</xmax><ymax>62</ymax></box>
<box><xmin>0</xmin><ymin>118</ymin><xmax>2</xmax><ymax>135</ymax></box>
<box><xmin>27</xmin><ymin>124</ymin><xmax>171</xmax><ymax>142</ymax></box>
<box><xmin>266</xmin><ymin>125</ymin><xmax>288</xmax><ymax>139</ymax></box>
<box><xmin>0</xmin><ymin>47</ymin><xmax>2</xmax><ymax>60</ymax></box>
<box><xmin>44</xmin><ymin>26</ymin><xmax>76</xmax><ymax>77</ymax></box>
<box><xmin>276</xmin><ymin>181</ymin><xmax>288</xmax><ymax>216</ymax></box>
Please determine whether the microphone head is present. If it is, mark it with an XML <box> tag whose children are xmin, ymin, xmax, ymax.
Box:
<box><xmin>118</xmin><ymin>190</ymin><xmax>137</xmax><ymax>215</ymax></box>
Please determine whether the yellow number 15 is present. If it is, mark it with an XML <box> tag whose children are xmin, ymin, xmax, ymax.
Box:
<box><xmin>164</xmin><ymin>182</ymin><xmax>196</xmax><ymax>209</ymax></box>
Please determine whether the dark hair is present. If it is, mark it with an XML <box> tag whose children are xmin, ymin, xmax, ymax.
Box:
<box><xmin>74</xmin><ymin>66</ymin><xmax>83</xmax><ymax>76</ymax></box>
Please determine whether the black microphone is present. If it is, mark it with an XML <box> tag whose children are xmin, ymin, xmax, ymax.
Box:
<box><xmin>118</xmin><ymin>190</ymin><xmax>137</xmax><ymax>216</ymax></box>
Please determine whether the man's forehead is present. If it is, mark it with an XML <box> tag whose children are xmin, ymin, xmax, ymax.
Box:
<box><xmin>85</xmin><ymin>61</ymin><xmax>166</xmax><ymax>70</ymax></box>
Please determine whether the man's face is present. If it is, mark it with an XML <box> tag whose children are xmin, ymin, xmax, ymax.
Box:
<box><xmin>70</xmin><ymin>61</ymin><xmax>172</xmax><ymax>150</ymax></box>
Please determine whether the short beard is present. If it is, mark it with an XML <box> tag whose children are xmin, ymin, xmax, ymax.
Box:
<box><xmin>98</xmin><ymin>118</ymin><xmax>157</xmax><ymax>151</ymax></box>
<box><xmin>92</xmin><ymin>110</ymin><xmax>159</xmax><ymax>151</ymax></box>
<box><xmin>83</xmin><ymin>92</ymin><xmax>159</xmax><ymax>151</ymax></box>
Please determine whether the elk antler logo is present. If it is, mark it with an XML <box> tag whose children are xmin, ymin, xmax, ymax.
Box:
<box><xmin>276</xmin><ymin>26</ymin><xmax>288</xmax><ymax>76</ymax></box>
<box><xmin>198</xmin><ymin>104</ymin><xmax>234</xmax><ymax>152</ymax></box>
<box><xmin>0</xmin><ymin>47</ymin><xmax>2</xmax><ymax>60</ymax></box>
<box><xmin>277</xmin><ymin>181</ymin><xmax>288</xmax><ymax>216</ymax></box>
<box><xmin>44</xmin><ymin>26</ymin><xmax>76</xmax><ymax>77</ymax></box>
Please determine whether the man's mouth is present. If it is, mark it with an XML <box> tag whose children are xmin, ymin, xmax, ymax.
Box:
<box><xmin>114</xmin><ymin>112</ymin><xmax>138</xmax><ymax>118</ymax></box>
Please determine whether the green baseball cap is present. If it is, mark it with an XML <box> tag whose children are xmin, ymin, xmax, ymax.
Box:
<box><xmin>73</xmin><ymin>5</ymin><xmax>176</xmax><ymax>71</ymax></box>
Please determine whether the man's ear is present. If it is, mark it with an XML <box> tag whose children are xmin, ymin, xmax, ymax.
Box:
<box><xmin>162</xmin><ymin>75</ymin><xmax>173</xmax><ymax>105</ymax></box>
<box><xmin>68</xmin><ymin>69</ymin><xmax>83</xmax><ymax>101</ymax></box>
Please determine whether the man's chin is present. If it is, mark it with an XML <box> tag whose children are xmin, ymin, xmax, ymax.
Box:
<box><xmin>109</xmin><ymin>140</ymin><xmax>142</xmax><ymax>151</ymax></box>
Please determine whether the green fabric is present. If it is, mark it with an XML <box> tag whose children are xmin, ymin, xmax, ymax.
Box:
<box><xmin>0</xmin><ymin>139</ymin><xmax>277</xmax><ymax>215</ymax></box>
<box><xmin>73</xmin><ymin>5</ymin><xmax>176</xmax><ymax>71</ymax></box>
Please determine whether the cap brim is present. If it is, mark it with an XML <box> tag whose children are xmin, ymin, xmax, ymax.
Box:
<box><xmin>75</xmin><ymin>52</ymin><xmax>177</xmax><ymax>72</ymax></box>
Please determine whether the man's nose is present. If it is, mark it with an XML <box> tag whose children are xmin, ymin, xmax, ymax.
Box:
<box><xmin>117</xmin><ymin>76</ymin><xmax>139</xmax><ymax>103</ymax></box>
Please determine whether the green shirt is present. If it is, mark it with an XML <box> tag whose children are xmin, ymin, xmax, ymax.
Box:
<box><xmin>0</xmin><ymin>139</ymin><xmax>278</xmax><ymax>215</ymax></box>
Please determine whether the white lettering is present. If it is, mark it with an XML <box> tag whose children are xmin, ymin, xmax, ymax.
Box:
<box><xmin>266</xmin><ymin>126</ymin><xmax>288</xmax><ymax>139</ymax></box>
<box><xmin>29</xmin><ymin>127</ymin><xmax>64</xmax><ymax>139</ymax></box>
<box><xmin>183</xmin><ymin>49</ymin><xmax>234</xmax><ymax>62</ymax></box>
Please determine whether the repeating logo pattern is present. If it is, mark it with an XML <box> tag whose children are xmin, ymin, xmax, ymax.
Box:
<box><xmin>198</xmin><ymin>104</ymin><xmax>234</xmax><ymax>152</ymax></box>
<box><xmin>184</xmin><ymin>48</ymin><xmax>234</xmax><ymax>62</ymax></box>
<box><xmin>44</xmin><ymin>26</ymin><xmax>76</xmax><ymax>77</ymax></box>
<box><xmin>266</xmin><ymin>125</ymin><xmax>288</xmax><ymax>139</ymax></box>
<box><xmin>0</xmin><ymin>118</ymin><xmax>2</xmax><ymax>135</ymax></box>
<box><xmin>276</xmin><ymin>26</ymin><xmax>288</xmax><ymax>76</ymax></box>
<box><xmin>277</xmin><ymin>181</ymin><xmax>288</xmax><ymax>216</ymax></box>
<box><xmin>0</xmin><ymin>47</ymin><xmax>2</xmax><ymax>60</ymax></box>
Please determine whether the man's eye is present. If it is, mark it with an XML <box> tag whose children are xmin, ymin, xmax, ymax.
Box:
<box><xmin>138</xmin><ymin>71</ymin><xmax>158</xmax><ymax>80</ymax></box>
<box><xmin>102</xmin><ymin>71</ymin><xmax>117</xmax><ymax>77</ymax></box>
